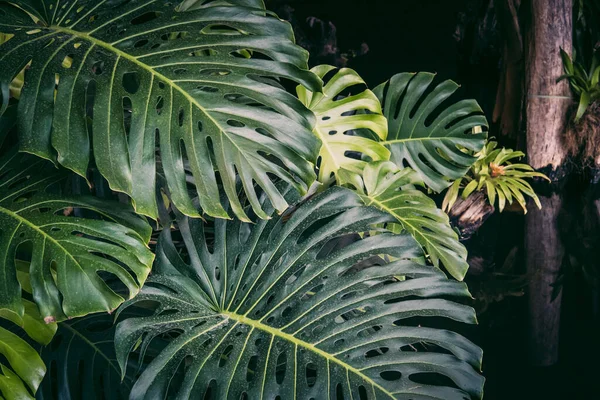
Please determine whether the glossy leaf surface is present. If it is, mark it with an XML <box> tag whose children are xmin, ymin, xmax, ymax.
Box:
<box><xmin>0</xmin><ymin>0</ymin><xmax>321</xmax><ymax>221</ymax></box>
<box><xmin>0</xmin><ymin>327</ymin><xmax>45</xmax><ymax>399</ymax></box>
<box><xmin>0</xmin><ymin>151</ymin><xmax>153</xmax><ymax>323</ymax></box>
<box><xmin>115</xmin><ymin>186</ymin><xmax>483</xmax><ymax>399</ymax></box>
<box><xmin>297</xmin><ymin>65</ymin><xmax>388</xmax><ymax>183</ymax></box>
<box><xmin>340</xmin><ymin>161</ymin><xmax>469</xmax><ymax>281</ymax></box>
<box><xmin>375</xmin><ymin>73</ymin><xmax>487</xmax><ymax>192</ymax></box>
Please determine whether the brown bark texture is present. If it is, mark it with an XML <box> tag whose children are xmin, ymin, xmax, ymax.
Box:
<box><xmin>523</xmin><ymin>0</ymin><xmax>572</xmax><ymax>367</ymax></box>
<box><xmin>526</xmin><ymin>194</ymin><xmax>564</xmax><ymax>366</ymax></box>
<box><xmin>448</xmin><ymin>191</ymin><xmax>496</xmax><ymax>241</ymax></box>
<box><xmin>524</xmin><ymin>0</ymin><xmax>572</xmax><ymax>174</ymax></box>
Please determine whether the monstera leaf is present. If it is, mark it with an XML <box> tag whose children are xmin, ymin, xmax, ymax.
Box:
<box><xmin>0</xmin><ymin>0</ymin><xmax>322</xmax><ymax>221</ymax></box>
<box><xmin>115</xmin><ymin>186</ymin><xmax>483</xmax><ymax>399</ymax></box>
<box><xmin>375</xmin><ymin>73</ymin><xmax>487</xmax><ymax>192</ymax></box>
<box><xmin>0</xmin><ymin>326</ymin><xmax>46</xmax><ymax>399</ymax></box>
<box><xmin>297</xmin><ymin>66</ymin><xmax>389</xmax><ymax>183</ymax></box>
<box><xmin>340</xmin><ymin>161</ymin><xmax>469</xmax><ymax>281</ymax></box>
<box><xmin>0</xmin><ymin>150</ymin><xmax>153</xmax><ymax>324</ymax></box>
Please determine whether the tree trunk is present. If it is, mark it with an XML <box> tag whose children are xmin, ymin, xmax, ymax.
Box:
<box><xmin>524</xmin><ymin>0</ymin><xmax>572</xmax><ymax>175</ymax></box>
<box><xmin>448</xmin><ymin>191</ymin><xmax>495</xmax><ymax>241</ymax></box>
<box><xmin>523</xmin><ymin>0</ymin><xmax>572</xmax><ymax>366</ymax></box>
<box><xmin>526</xmin><ymin>194</ymin><xmax>565</xmax><ymax>366</ymax></box>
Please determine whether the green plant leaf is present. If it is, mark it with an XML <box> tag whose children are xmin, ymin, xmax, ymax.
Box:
<box><xmin>575</xmin><ymin>90</ymin><xmax>591</xmax><ymax>121</ymax></box>
<box><xmin>374</xmin><ymin>73</ymin><xmax>487</xmax><ymax>192</ymax></box>
<box><xmin>115</xmin><ymin>186</ymin><xmax>483</xmax><ymax>399</ymax></box>
<box><xmin>297</xmin><ymin>65</ymin><xmax>389</xmax><ymax>183</ymax></box>
<box><xmin>0</xmin><ymin>299</ymin><xmax>57</xmax><ymax>346</ymax></box>
<box><xmin>0</xmin><ymin>150</ymin><xmax>153</xmax><ymax>323</ymax></box>
<box><xmin>341</xmin><ymin>161</ymin><xmax>469</xmax><ymax>281</ymax></box>
<box><xmin>180</xmin><ymin>0</ymin><xmax>266</xmax><ymax>9</ymax></box>
<box><xmin>35</xmin><ymin>312</ymin><xmax>150</xmax><ymax>400</ymax></box>
<box><xmin>0</xmin><ymin>327</ymin><xmax>45</xmax><ymax>399</ymax></box>
<box><xmin>0</xmin><ymin>0</ymin><xmax>322</xmax><ymax>221</ymax></box>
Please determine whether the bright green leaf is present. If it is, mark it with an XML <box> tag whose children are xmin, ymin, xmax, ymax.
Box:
<box><xmin>0</xmin><ymin>327</ymin><xmax>45</xmax><ymax>397</ymax></box>
<box><xmin>343</xmin><ymin>161</ymin><xmax>470</xmax><ymax>281</ymax></box>
<box><xmin>297</xmin><ymin>65</ymin><xmax>389</xmax><ymax>183</ymax></box>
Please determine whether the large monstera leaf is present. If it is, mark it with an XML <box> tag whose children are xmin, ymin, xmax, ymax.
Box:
<box><xmin>115</xmin><ymin>186</ymin><xmax>483</xmax><ymax>399</ymax></box>
<box><xmin>375</xmin><ymin>73</ymin><xmax>487</xmax><ymax>192</ymax></box>
<box><xmin>297</xmin><ymin>66</ymin><xmax>389</xmax><ymax>183</ymax></box>
<box><xmin>340</xmin><ymin>161</ymin><xmax>469</xmax><ymax>281</ymax></box>
<box><xmin>0</xmin><ymin>0</ymin><xmax>322</xmax><ymax>222</ymax></box>
<box><xmin>0</xmin><ymin>150</ymin><xmax>153</xmax><ymax>324</ymax></box>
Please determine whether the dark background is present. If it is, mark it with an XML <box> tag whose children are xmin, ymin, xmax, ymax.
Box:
<box><xmin>266</xmin><ymin>0</ymin><xmax>600</xmax><ymax>399</ymax></box>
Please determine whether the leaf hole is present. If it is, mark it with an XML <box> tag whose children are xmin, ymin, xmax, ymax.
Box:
<box><xmin>358</xmin><ymin>385</ymin><xmax>368</xmax><ymax>400</ymax></box>
<box><xmin>227</xmin><ymin>119</ymin><xmax>245</xmax><ymax>128</ymax></box>
<box><xmin>130</xmin><ymin>11</ymin><xmax>162</xmax><ymax>25</ymax></box>
<box><xmin>200</xmin><ymin>68</ymin><xmax>231</xmax><ymax>76</ymax></box>
<box><xmin>246</xmin><ymin>355</ymin><xmax>258</xmax><ymax>382</ymax></box>
<box><xmin>155</xmin><ymin>96</ymin><xmax>164</xmax><ymax>115</ymax></box>
<box><xmin>365</xmin><ymin>347</ymin><xmax>389</xmax><ymax>358</ymax></box>
<box><xmin>122</xmin><ymin>71</ymin><xmax>140</xmax><ymax>94</ymax></box>
<box><xmin>305</xmin><ymin>362</ymin><xmax>317</xmax><ymax>387</ymax></box>
<box><xmin>275</xmin><ymin>351</ymin><xmax>287</xmax><ymax>384</ymax></box>
<box><xmin>134</xmin><ymin>39</ymin><xmax>149</xmax><ymax>48</ymax></box>
<box><xmin>92</xmin><ymin>60</ymin><xmax>104</xmax><ymax>75</ymax></box>
<box><xmin>197</xmin><ymin>85</ymin><xmax>219</xmax><ymax>93</ymax></box>
<box><xmin>218</xmin><ymin>345</ymin><xmax>234</xmax><ymax>367</ymax></box>
<box><xmin>380</xmin><ymin>370</ymin><xmax>402</xmax><ymax>381</ymax></box>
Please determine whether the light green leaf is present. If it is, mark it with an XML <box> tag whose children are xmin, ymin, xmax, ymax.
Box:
<box><xmin>0</xmin><ymin>327</ymin><xmax>45</xmax><ymax>398</ymax></box>
<box><xmin>0</xmin><ymin>0</ymin><xmax>322</xmax><ymax>221</ymax></box>
<box><xmin>375</xmin><ymin>73</ymin><xmax>487</xmax><ymax>192</ymax></box>
<box><xmin>0</xmin><ymin>300</ymin><xmax>57</xmax><ymax>346</ymax></box>
<box><xmin>297</xmin><ymin>65</ymin><xmax>389</xmax><ymax>183</ymax></box>
<box><xmin>342</xmin><ymin>161</ymin><xmax>470</xmax><ymax>281</ymax></box>
<box><xmin>115</xmin><ymin>186</ymin><xmax>483</xmax><ymax>399</ymax></box>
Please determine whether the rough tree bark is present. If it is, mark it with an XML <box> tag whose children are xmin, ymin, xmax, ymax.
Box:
<box><xmin>523</xmin><ymin>0</ymin><xmax>572</xmax><ymax>366</ymax></box>
<box><xmin>448</xmin><ymin>191</ymin><xmax>496</xmax><ymax>241</ymax></box>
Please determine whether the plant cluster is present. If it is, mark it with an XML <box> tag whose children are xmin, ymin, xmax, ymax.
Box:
<box><xmin>0</xmin><ymin>1</ymin><xmax>510</xmax><ymax>399</ymax></box>
<box><xmin>443</xmin><ymin>140</ymin><xmax>548</xmax><ymax>214</ymax></box>
<box><xmin>560</xmin><ymin>48</ymin><xmax>600</xmax><ymax>122</ymax></box>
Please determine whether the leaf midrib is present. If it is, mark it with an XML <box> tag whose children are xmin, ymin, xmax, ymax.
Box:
<box><xmin>47</xmin><ymin>25</ymin><xmax>234</xmax><ymax>155</ymax></box>
<box><xmin>222</xmin><ymin>310</ymin><xmax>395</xmax><ymax>399</ymax></box>
<box><xmin>362</xmin><ymin>194</ymin><xmax>447</xmax><ymax>261</ymax></box>
<box><xmin>0</xmin><ymin>204</ymin><xmax>116</xmax><ymax>316</ymax></box>
<box><xmin>48</xmin><ymin>25</ymin><xmax>269</xmax><ymax>212</ymax></box>
<box><xmin>0</xmin><ymin>205</ymin><xmax>80</xmax><ymax>267</ymax></box>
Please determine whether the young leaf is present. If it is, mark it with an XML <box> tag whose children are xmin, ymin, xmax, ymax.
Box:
<box><xmin>297</xmin><ymin>65</ymin><xmax>389</xmax><ymax>183</ymax></box>
<box><xmin>341</xmin><ymin>161</ymin><xmax>470</xmax><ymax>281</ymax></box>
<box><xmin>0</xmin><ymin>327</ymin><xmax>45</xmax><ymax>399</ymax></box>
